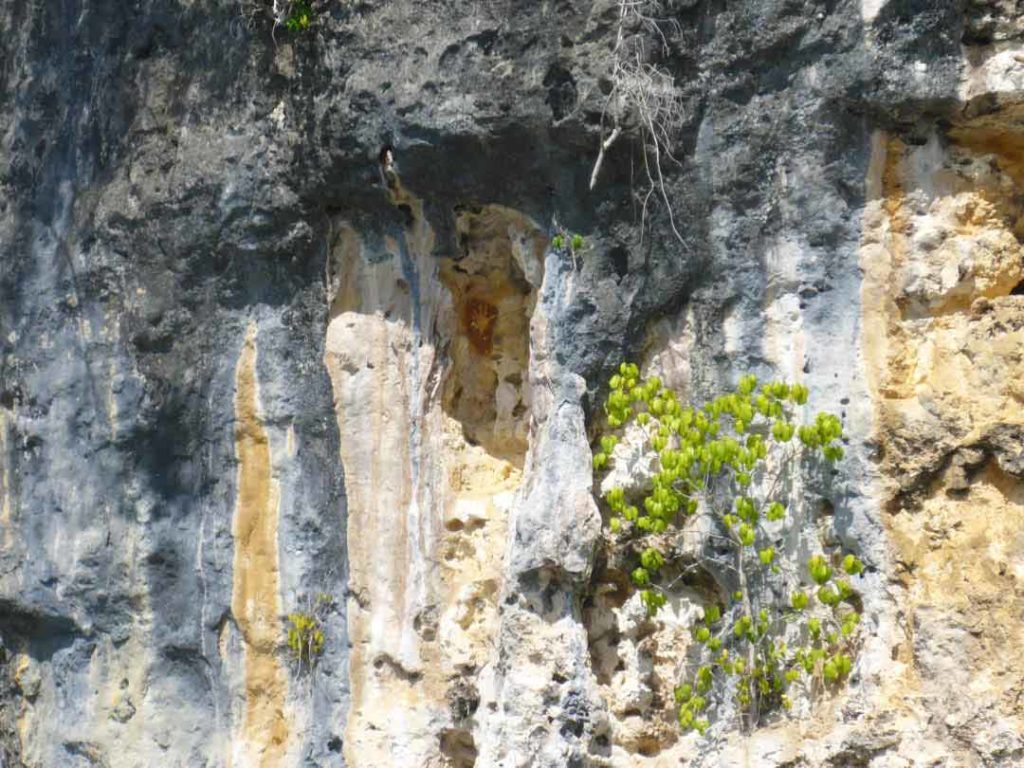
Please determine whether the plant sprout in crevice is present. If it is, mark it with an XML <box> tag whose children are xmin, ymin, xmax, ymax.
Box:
<box><xmin>285</xmin><ymin>592</ymin><xmax>333</xmax><ymax>674</ymax></box>
<box><xmin>551</xmin><ymin>231</ymin><xmax>586</xmax><ymax>269</ymax></box>
<box><xmin>240</xmin><ymin>0</ymin><xmax>319</xmax><ymax>36</ymax></box>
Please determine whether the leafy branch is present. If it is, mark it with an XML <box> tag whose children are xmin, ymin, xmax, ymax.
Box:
<box><xmin>592</xmin><ymin>365</ymin><xmax>864</xmax><ymax>735</ymax></box>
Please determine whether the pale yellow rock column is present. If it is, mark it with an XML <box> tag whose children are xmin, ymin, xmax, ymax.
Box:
<box><xmin>231</xmin><ymin>323</ymin><xmax>289</xmax><ymax>768</ymax></box>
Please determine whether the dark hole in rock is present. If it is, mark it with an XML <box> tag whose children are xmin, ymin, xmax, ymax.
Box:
<box><xmin>560</xmin><ymin>717</ymin><xmax>585</xmax><ymax>738</ymax></box>
<box><xmin>609</xmin><ymin>246</ymin><xmax>629</xmax><ymax>278</ymax></box>
<box><xmin>439</xmin><ymin>728</ymin><xmax>477</xmax><ymax>768</ymax></box>
<box><xmin>397</xmin><ymin>203</ymin><xmax>415</xmax><ymax>227</ymax></box>
<box><xmin>542</xmin><ymin>63</ymin><xmax>577</xmax><ymax>121</ymax></box>
<box><xmin>0</xmin><ymin>386</ymin><xmax>22</xmax><ymax>409</ymax></box>
<box><xmin>448</xmin><ymin>680</ymin><xmax>481</xmax><ymax>721</ymax></box>
<box><xmin>1011</xmin><ymin>279</ymin><xmax>1024</xmax><ymax>296</ymax></box>
<box><xmin>469</xmin><ymin>29</ymin><xmax>499</xmax><ymax>55</ymax></box>
<box><xmin>638</xmin><ymin>740</ymin><xmax>662</xmax><ymax>757</ymax></box>
<box><xmin>413</xmin><ymin>606</ymin><xmax>438</xmax><ymax>642</ymax></box>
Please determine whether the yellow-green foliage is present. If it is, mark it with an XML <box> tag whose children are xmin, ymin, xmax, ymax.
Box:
<box><xmin>286</xmin><ymin>611</ymin><xmax>325</xmax><ymax>666</ymax></box>
<box><xmin>592</xmin><ymin>364</ymin><xmax>865</xmax><ymax>735</ymax></box>
<box><xmin>284</xmin><ymin>0</ymin><xmax>314</xmax><ymax>31</ymax></box>
<box><xmin>550</xmin><ymin>231</ymin><xmax>586</xmax><ymax>268</ymax></box>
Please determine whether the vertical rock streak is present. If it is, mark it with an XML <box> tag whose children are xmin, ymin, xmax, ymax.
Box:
<box><xmin>0</xmin><ymin>413</ymin><xmax>12</xmax><ymax>551</ymax></box>
<box><xmin>232</xmin><ymin>323</ymin><xmax>289</xmax><ymax>767</ymax></box>
<box><xmin>326</xmin><ymin>181</ymin><xmax>542</xmax><ymax>765</ymax></box>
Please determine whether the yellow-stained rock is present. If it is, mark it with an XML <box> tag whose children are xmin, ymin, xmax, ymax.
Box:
<box><xmin>231</xmin><ymin>323</ymin><xmax>289</xmax><ymax>767</ymax></box>
<box><xmin>860</xmin><ymin>126</ymin><xmax>1024</xmax><ymax>759</ymax></box>
<box><xmin>324</xmin><ymin>186</ymin><xmax>544</xmax><ymax>766</ymax></box>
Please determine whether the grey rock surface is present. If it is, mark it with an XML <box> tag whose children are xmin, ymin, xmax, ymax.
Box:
<box><xmin>1</xmin><ymin>0</ymin><xmax>1022</xmax><ymax>766</ymax></box>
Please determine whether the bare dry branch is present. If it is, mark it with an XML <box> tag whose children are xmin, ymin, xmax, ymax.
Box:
<box><xmin>592</xmin><ymin>0</ymin><xmax>687</xmax><ymax>247</ymax></box>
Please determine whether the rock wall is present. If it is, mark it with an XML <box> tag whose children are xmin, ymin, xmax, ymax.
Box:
<box><xmin>0</xmin><ymin>0</ymin><xmax>1022</xmax><ymax>766</ymax></box>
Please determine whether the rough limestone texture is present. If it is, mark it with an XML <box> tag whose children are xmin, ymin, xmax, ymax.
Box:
<box><xmin>1</xmin><ymin>1</ymin><xmax>1023</xmax><ymax>767</ymax></box>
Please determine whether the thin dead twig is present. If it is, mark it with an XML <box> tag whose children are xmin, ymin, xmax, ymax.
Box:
<box><xmin>592</xmin><ymin>0</ymin><xmax>687</xmax><ymax>247</ymax></box>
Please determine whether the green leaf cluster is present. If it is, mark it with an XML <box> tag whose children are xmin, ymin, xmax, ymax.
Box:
<box><xmin>551</xmin><ymin>231</ymin><xmax>585</xmax><ymax>253</ymax></box>
<box><xmin>592</xmin><ymin>363</ymin><xmax>865</xmax><ymax>734</ymax></box>
<box><xmin>285</xmin><ymin>598</ymin><xmax>329</xmax><ymax>669</ymax></box>
<box><xmin>284</xmin><ymin>0</ymin><xmax>314</xmax><ymax>31</ymax></box>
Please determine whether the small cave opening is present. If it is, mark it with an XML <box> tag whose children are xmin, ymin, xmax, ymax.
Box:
<box><xmin>1010</xmin><ymin>278</ymin><xmax>1024</xmax><ymax>296</ymax></box>
<box><xmin>439</xmin><ymin>205</ymin><xmax>546</xmax><ymax>467</ymax></box>
<box><xmin>439</xmin><ymin>727</ymin><xmax>478</xmax><ymax>768</ymax></box>
<box><xmin>608</xmin><ymin>245</ymin><xmax>629</xmax><ymax>279</ymax></box>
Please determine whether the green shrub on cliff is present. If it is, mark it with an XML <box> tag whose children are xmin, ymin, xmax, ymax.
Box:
<box><xmin>592</xmin><ymin>365</ymin><xmax>864</xmax><ymax>734</ymax></box>
<box><xmin>284</xmin><ymin>0</ymin><xmax>314</xmax><ymax>31</ymax></box>
<box><xmin>285</xmin><ymin>592</ymin><xmax>332</xmax><ymax>671</ymax></box>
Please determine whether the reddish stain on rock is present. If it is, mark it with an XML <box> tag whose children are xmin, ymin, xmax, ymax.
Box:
<box><xmin>462</xmin><ymin>298</ymin><xmax>498</xmax><ymax>355</ymax></box>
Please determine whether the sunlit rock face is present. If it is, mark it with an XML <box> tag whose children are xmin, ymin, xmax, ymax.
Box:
<box><xmin>324</xmin><ymin>191</ymin><xmax>547</xmax><ymax>766</ymax></box>
<box><xmin>1</xmin><ymin>1</ymin><xmax>1023</xmax><ymax>767</ymax></box>
<box><xmin>859</xmin><ymin>125</ymin><xmax>1024</xmax><ymax>767</ymax></box>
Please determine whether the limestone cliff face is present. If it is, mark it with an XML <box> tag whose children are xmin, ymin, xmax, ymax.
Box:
<box><xmin>1</xmin><ymin>1</ymin><xmax>1022</xmax><ymax>767</ymax></box>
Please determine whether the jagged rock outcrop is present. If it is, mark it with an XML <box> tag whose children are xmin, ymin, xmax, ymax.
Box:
<box><xmin>1</xmin><ymin>1</ymin><xmax>1022</xmax><ymax>766</ymax></box>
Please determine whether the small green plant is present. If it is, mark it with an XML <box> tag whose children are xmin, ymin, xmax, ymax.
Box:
<box><xmin>239</xmin><ymin>0</ymin><xmax>327</xmax><ymax>37</ymax></box>
<box><xmin>551</xmin><ymin>230</ymin><xmax>586</xmax><ymax>269</ymax></box>
<box><xmin>285</xmin><ymin>593</ymin><xmax>332</xmax><ymax>671</ymax></box>
<box><xmin>593</xmin><ymin>364</ymin><xmax>864</xmax><ymax>735</ymax></box>
<box><xmin>284</xmin><ymin>0</ymin><xmax>314</xmax><ymax>31</ymax></box>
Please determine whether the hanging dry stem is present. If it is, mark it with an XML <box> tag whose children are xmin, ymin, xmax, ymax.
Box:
<box><xmin>591</xmin><ymin>0</ymin><xmax>686</xmax><ymax>245</ymax></box>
